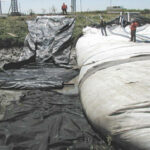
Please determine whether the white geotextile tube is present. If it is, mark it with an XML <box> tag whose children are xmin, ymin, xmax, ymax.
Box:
<box><xmin>76</xmin><ymin>25</ymin><xmax>150</xmax><ymax>149</ymax></box>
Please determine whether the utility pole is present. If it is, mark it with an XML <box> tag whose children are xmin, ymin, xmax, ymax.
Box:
<box><xmin>110</xmin><ymin>0</ymin><xmax>112</xmax><ymax>6</ymax></box>
<box><xmin>80</xmin><ymin>0</ymin><xmax>82</xmax><ymax>12</ymax></box>
<box><xmin>11</xmin><ymin>0</ymin><xmax>18</xmax><ymax>13</ymax></box>
<box><xmin>19</xmin><ymin>2</ymin><xmax>21</xmax><ymax>14</ymax></box>
<box><xmin>0</xmin><ymin>0</ymin><xmax>2</xmax><ymax>15</ymax></box>
<box><xmin>9</xmin><ymin>0</ymin><xmax>20</xmax><ymax>15</ymax></box>
<box><xmin>71</xmin><ymin>0</ymin><xmax>76</xmax><ymax>13</ymax></box>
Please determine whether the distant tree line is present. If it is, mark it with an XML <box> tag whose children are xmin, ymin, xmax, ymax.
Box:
<box><xmin>141</xmin><ymin>9</ymin><xmax>150</xmax><ymax>14</ymax></box>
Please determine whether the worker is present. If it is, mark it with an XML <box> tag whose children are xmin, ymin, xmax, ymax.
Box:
<box><xmin>119</xmin><ymin>12</ymin><xmax>125</xmax><ymax>27</ymax></box>
<box><xmin>120</xmin><ymin>15</ymin><xmax>125</xmax><ymax>27</ymax></box>
<box><xmin>100</xmin><ymin>19</ymin><xmax>107</xmax><ymax>36</ymax></box>
<box><xmin>62</xmin><ymin>3</ymin><xmax>67</xmax><ymax>15</ymax></box>
<box><xmin>130</xmin><ymin>20</ymin><xmax>138</xmax><ymax>42</ymax></box>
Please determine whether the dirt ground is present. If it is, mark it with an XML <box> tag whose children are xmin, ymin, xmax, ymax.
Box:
<box><xmin>0</xmin><ymin>47</ymin><xmax>23</xmax><ymax>119</ymax></box>
<box><xmin>0</xmin><ymin>47</ymin><xmax>22</xmax><ymax>68</ymax></box>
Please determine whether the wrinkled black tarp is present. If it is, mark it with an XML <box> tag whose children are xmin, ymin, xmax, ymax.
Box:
<box><xmin>0</xmin><ymin>90</ymin><xmax>114</xmax><ymax>150</ymax></box>
<box><xmin>0</xmin><ymin>63</ymin><xmax>78</xmax><ymax>90</ymax></box>
<box><xmin>19</xmin><ymin>16</ymin><xmax>75</xmax><ymax>65</ymax></box>
<box><xmin>0</xmin><ymin>17</ymin><xmax>77</xmax><ymax>90</ymax></box>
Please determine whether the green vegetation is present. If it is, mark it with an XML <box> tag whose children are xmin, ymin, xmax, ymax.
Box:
<box><xmin>0</xmin><ymin>16</ymin><xmax>35</xmax><ymax>48</ymax></box>
<box><xmin>0</xmin><ymin>11</ymin><xmax>150</xmax><ymax>48</ymax></box>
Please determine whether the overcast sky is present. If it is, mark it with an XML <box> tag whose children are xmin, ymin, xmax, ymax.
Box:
<box><xmin>1</xmin><ymin>0</ymin><xmax>150</xmax><ymax>14</ymax></box>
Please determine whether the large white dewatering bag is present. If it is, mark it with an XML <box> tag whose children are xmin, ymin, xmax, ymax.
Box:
<box><xmin>76</xmin><ymin>25</ymin><xmax>150</xmax><ymax>149</ymax></box>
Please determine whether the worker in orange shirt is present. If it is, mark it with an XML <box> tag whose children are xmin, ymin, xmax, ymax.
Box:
<box><xmin>62</xmin><ymin>3</ymin><xmax>67</xmax><ymax>15</ymax></box>
<box><xmin>130</xmin><ymin>20</ymin><xmax>138</xmax><ymax>42</ymax></box>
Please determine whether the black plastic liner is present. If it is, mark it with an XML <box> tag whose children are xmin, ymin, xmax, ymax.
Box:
<box><xmin>0</xmin><ymin>90</ymin><xmax>114</xmax><ymax>150</ymax></box>
<box><xmin>0</xmin><ymin>16</ymin><xmax>77</xmax><ymax>90</ymax></box>
<box><xmin>0</xmin><ymin>63</ymin><xmax>78</xmax><ymax>90</ymax></box>
<box><xmin>19</xmin><ymin>16</ymin><xmax>75</xmax><ymax>65</ymax></box>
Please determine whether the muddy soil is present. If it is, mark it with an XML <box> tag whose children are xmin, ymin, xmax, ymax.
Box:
<box><xmin>0</xmin><ymin>90</ymin><xmax>23</xmax><ymax>120</ymax></box>
<box><xmin>0</xmin><ymin>47</ymin><xmax>23</xmax><ymax>119</ymax></box>
<box><xmin>0</xmin><ymin>47</ymin><xmax>22</xmax><ymax>68</ymax></box>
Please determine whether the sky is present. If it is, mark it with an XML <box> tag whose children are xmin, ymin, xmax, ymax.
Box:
<box><xmin>1</xmin><ymin>0</ymin><xmax>150</xmax><ymax>14</ymax></box>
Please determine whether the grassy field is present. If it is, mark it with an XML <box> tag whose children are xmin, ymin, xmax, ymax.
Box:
<box><xmin>0</xmin><ymin>16</ymin><xmax>27</xmax><ymax>48</ymax></box>
<box><xmin>0</xmin><ymin>13</ymin><xmax>119</xmax><ymax>48</ymax></box>
<box><xmin>0</xmin><ymin>15</ymin><xmax>36</xmax><ymax>48</ymax></box>
<box><xmin>0</xmin><ymin>12</ymin><xmax>150</xmax><ymax>48</ymax></box>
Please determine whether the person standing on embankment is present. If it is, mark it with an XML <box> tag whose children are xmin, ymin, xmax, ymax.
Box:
<box><xmin>62</xmin><ymin>3</ymin><xmax>67</xmax><ymax>15</ymax></box>
<box><xmin>130</xmin><ymin>20</ymin><xmax>138</xmax><ymax>42</ymax></box>
<box><xmin>100</xmin><ymin>19</ymin><xmax>107</xmax><ymax>36</ymax></box>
